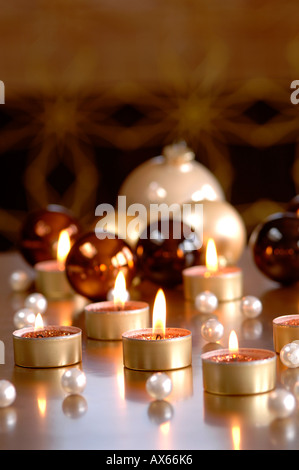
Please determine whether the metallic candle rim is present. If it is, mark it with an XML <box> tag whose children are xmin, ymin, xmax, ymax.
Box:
<box><xmin>35</xmin><ymin>260</ymin><xmax>73</xmax><ymax>300</ymax></box>
<box><xmin>273</xmin><ymin>314</ymin><xmax>299</xmax><ymax>353</ymax></box>
<box><xmin>182</xmin><ymin>265</ymin><xmax>243</xmax><ymax>302</ymax></box>
<box><xmin>201</xmin><ymin>348</ymin><xmax>276</xmax><ymax>395</ymax></box>
<box><xmin>85</xmin><ymin>300</ymin><xmax>150</xmax><ymax>340</ymax></box>
<box><xmin>122</xmin><ymin>327</ymin><xmax>192</xmax><ymax>371</ymax></box>
<box><xmin>13</xmin><ymin>325</ymin><xmax>82</xmax><ymax>368</ymax></box>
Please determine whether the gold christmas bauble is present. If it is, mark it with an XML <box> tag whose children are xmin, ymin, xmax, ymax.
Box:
<box><xmin>181</xmin><ymin>200</ymin><xmax>247</xmax><ymax>265</ymax></box>
<box><xmin>118</xmin><ymin>142</ymin><xmax>225</xmax><ymax>208</ymax></box>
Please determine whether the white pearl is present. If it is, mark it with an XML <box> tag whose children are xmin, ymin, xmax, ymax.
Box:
<box><xmin>195</xmin><ymin>291</ymin><xmax>218</xmax><ymax>313</ymax></box>
<box><xmin>0</xmin><ymin>380</ymin><xmax>16</xmax><ymax>408</ymax></box>
<box><xmin>13</xmin><ymin>308</ymin><xmax>36</xmax><ymax>329</ymax></box>
<box><xmin>201</xmin><ymin>318</ymin><xmax>224</xmax><ymax>342</ymax></box>
<box><xmin>9</xmin><ymin>270</ymin><xmax>32</xmax><ymax>292</ymax></box>
<box><xmin>146</xmin><ymin>373</ymin><xmax>172</xmax><ymax>400</ymax></box>
<box><xmin>268</xmin><ymin>389</ymin><xmax>296</xmax><ymax>419</ymax></box>
<box><xmin>24</xmin><ymin>293</ymin><xmax>48</xmax><ymax>314</ymax></box>
<box><xmin>240</xmin><ymin>295</ymin><xmax>262</xmax><ymax>318</ymax></box>
<box><xmin>280</xmin><ymin>342</ymin><xmax>299</xmax><ymax>368</ymax></box>
<box><xmin>61</xmin><ymin>369</ymin><xmax>87</xmax><ymax>395</ymax></box>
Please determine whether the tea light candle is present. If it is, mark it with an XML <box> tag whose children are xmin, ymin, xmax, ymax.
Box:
<box><xmin>35</xmin><ymin>230</ymin><xmax>73</xmax><ymax>299</ymax></box>
<box><xmin>201</xmin><ymin>330</ymin><xmax>276</xmax><ymax>395</ymax></box>
<box><xmin>122</xmin><ymin>289</ymin><xmax>192</xmax><ymax>371</ymax></box>
<box><xmin>182</xmin><ymin>239</ymin><xmax>243</xmax><ymax>302</ymax></box>
<box><xmin>85</xmin><ymin>271</ymin><xmax>149</xmax><ymax>340</ymax></box>
<box><xmin>273</xmin><ymin>314</ymin><xmax>299</xmax><ymax>353</ymax></box>
<box><xmin>13</xmin><ymin>314</ymin><xmax>82</xmax><ymax>368</ymax></box>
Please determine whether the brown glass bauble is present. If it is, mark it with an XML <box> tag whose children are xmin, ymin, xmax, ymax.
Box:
<box><xmin>287</xmin><ymin>195</ymin><xmax>299</xmax><ymax>214</ymax></box>
<box><xmin>19</xmin><ymin>205</ymin><xmax>81</xmax><ymax>266</ymax></box>
<box><xmin>135</xmin><ymin>218</ymin><xmax>202</xmax><ymax>287</ymax></box>
<box><xmin>65</xmin><ymin>231</ymin><xmax>136</xmax><ymax>301</ymax></box>
<box><xmin>250</xmin><ymin>213</ymin><xmax>299</xmax><ymax>285</ymax></box>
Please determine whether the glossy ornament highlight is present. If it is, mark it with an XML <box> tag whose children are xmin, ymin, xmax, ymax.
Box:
<box><xmin>65</xmin><ymin>232</ymin><xmax>136</xmax><ymax>301</ymax></box>
<box><xmin>19</xmin><ymin>205</ymin><xmax>81</xmax><ymax>266</ymax></box>
<box><xmin>250</xmin><ymin>213</ymin><xmax>299</xmax><ymax>284</ymax></box>
<box><xmin>135</xmin><ymin>219</ymin><xmax>202</xmax><ymax>287</ymax></box>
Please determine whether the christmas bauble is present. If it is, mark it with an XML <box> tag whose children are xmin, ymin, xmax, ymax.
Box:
<box><xmin>65</xmin><ymin>231</ymin><xmax>136</xmax><ymax>301</ymax></box>
<box><xmin>180</xmin><ymin>199</ymin><xmax>247</xmax><ymax>265</ymax></box>
<box><xmin>19</xmin><ymin>205</ymin><xmax>81</xmax><ymax>266</ymax></box>
<box><xmin>135</xmin><ymin>218</ymin><xmax>202</xmax><ymax>287</ymax></box>
<box><xmin>250</xmin><ymin>213</ymin><xmax>299</xmax><ymax>284</ymax></box>
<box><xmin>118</xmin><ymin>142</ymin><xmax>224</xmax><ymax>208</ymax></box>
<box><xmin>287</xmin><ymin>195</ymin><xmax>299</xmax><ymax>214</ymax></box>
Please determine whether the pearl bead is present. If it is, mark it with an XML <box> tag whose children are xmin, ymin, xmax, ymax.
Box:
<box><xmin>13</xmin><ymin>308</ymin><xmax>36</xmax><ymax>329</ymax></box>
<box><xmin>0</xmin><ymin>380</ymin><xmax>16</xmax><ymax>408</ymax></box>
<box><xmin>201</xmin><ymin>318</ymin><xmax>224</xmax><ymax>342</ymax></box>
<box><xmin>195</xmin><ymin>291</ymin><xmax>218</xmax><ymax>313</ymax></box>
<box><xmin>240</xmin><ymin>295</ymin><xmax>263</xmax><ymax>318</ymax></box>
<box><xmin>146</xmin><ymin>373</ymin><xmax>172</xmax><ymax>400</ymax></box>
<box><xmin>9</xmin><ymin>270</ymin><xmax>32</xmax><ymax>292</ymax></box>
<box><xmin>268</xmin><ymin>389</ymin><xmax>296</xmax><ymax>419</ymax></box>
<box><xmin>61</xmin><ymin>368</ymin><xmax>87</xmax><ymax>395</ymax></box>
<box><xmin>280</xmin><ymin>342</ymin><xmax>299</xmax><ymax>368</ymax></box>
<box><xmin>24</xmin><ymin>293</ymin><xmax>48</xmax><ymax>314</ymax></box>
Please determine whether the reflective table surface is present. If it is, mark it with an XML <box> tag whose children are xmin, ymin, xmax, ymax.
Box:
<box><xmin>0</xmin><ymin>249</ymin><xmax>299</xmax><ymax>450</ymax></box>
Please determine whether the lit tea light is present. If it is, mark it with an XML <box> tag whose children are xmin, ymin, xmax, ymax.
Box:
<box><xmin>122</xmin><ymin>289</ymin><xmax>192</xmax><ymax>371</ymax></box>
<box><xmin>35</xmin><ymin>230</ymin><xmax>73</xmax><ymax>299</ymax></box>
<box><xmin>13</xmin><ymin>313</ymin><xmax>82</xmax><ymax>368</ymax></box>
<box><xmin>182</xmin><ymin>238</ymin><xmax>243</xmax><ymax>302</ymax></box>
<box><xmin>273</xmin><ymin>314</ymin><xmax>299</xmax><ymax>353</ymax></box>
<box><xmin>85</xmin><ymin>271</ymin><xmax>149</xmax><ymax>340</ymax></box>
<box><xmin>201</xmin><ymin>330</ymin><xmax>276</xmax><ymax>395</ymax></box>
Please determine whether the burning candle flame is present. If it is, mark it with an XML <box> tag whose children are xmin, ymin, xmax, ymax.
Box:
<box><xmin>206</xmin><ymin>238</ymin><xmax>218</xmax><ymax>272</ymax></box>
<box><xmin>152</xmin><ymin>289</ymin><xmax>166</xmax><ymax>339</ymax></box>
<box><xmin>34</xmin><ymin>313</ymin><xmax>44</xmax><ymax>331</ymax></box>
<box><xmin>57</xmin><ymin>230</ymin><xmax>71</xmax><ymax>268</ymax></box>
<box><xmin>229</xmin><ymin>330</ymin><xmax>239</xmax><ymax>353</ymax></box>
<box><xmin>113</xmin><ymin>271</ymin><xmax>127</xmax><ymax>308</ymax></box>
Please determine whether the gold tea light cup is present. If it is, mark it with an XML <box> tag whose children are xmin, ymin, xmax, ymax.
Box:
<box><xmin>35</xmin><ymin>230</ymin><xmax>73</xmax><ymax>300</ymax></box>
<box><xmin>201</xmin><ymin>330</ymin><xmax>276</xmax><ymax>395</ymax></box>
<box><xmin>182</xmin><ymin>238</ymin><xmax>243</xmax><ymax>302</ymax></box>
<box><xmin>273</xmin><ymin>314</ymin><xmax>299</xmax><ymax>353</ymax></box>
<box><xmin>85</xmin><ymin>272</ymin><xmax>149</xmax><ymax>340</ymax></box>
<box><xmin>13</xmin><ymin>314</ymin><xmax>82</xmax><ymax>368</ymax></box>
<box><xmin>122</xmin><ymin>289</ymin><xmax>192</xmax><ymax>371</ymax></box>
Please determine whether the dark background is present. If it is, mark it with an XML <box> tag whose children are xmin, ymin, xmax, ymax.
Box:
<box><xmin>0</xmin><ymin>1</ymin><xmax>298</xmax><ymax>251</ymax></box>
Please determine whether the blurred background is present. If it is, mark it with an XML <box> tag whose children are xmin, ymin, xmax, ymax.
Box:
<box><xmin>0</xmin><ymin>0</ymin><xmax>299</xmax><ymax>251</ymax></box>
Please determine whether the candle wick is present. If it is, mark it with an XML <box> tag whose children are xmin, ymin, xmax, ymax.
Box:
<box><xmin>155</xmin><ymin>334</ymin><xmax>164</xmax><ymax>340</ymax></box>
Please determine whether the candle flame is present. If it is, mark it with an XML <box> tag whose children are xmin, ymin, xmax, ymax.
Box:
<box><xmin>34</xmin><ymin>313</ymin><xmax>44</xmax><ymax>331</ymax></box>
<box><xmin>57</xmin><ymin>230</ymin><xmax>71</xmax><ymax>267</ymax></box>
<box><xmin>229</xmin><ymin>330</ymin><xmax>239</xmax><ymax>353</ymax></box>
<box><xmin>113</xmin><ymin>271</ymin><xmax>127</xmax><ymax>307</ymax></box>
<box><xmin>206</xmin><ymin>238</ymin><xmax>218</xmax><ymax>272</ymax></box>
<box><xmin>153</xmin><ymin>289</ymin><xmax>166</xmax><ymax>338</ymax></box>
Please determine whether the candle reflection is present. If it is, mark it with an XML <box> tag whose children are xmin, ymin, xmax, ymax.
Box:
<box><xmin>232</xmin><ymin>424</ymin><xmax>241</xmax><ymax>450</ymax></box>
<box><xmin>37</xmin><ymin>395</ymin><xmax>47</xmax><ymax>417</ymax></box>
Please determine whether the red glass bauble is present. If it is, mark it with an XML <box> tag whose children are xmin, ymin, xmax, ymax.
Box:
<box><xmin>19</xmin><ymin>205</ymin><xmax>81</xmax><ymax>266</ymax></box>
<box><xmin>250</xmin><ymin>213</ymin><xmax>299</xmax><ymax>285</ymax></box>
<box><xmin>135</xmin><ymin>218</ymin><xmax>202</xmax><ymax>287</ymax></box>
<box><xmin>65</xmin><ymin>232</ymin><xmax>136</xmax><ymax>301</ymax></box>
